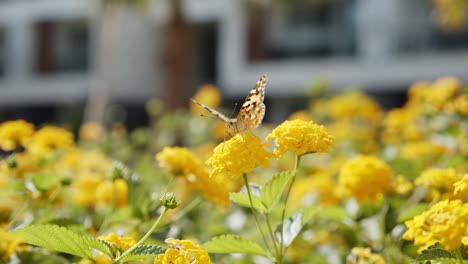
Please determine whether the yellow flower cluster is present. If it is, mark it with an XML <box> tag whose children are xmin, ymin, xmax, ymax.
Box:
<box><xmin>338</xmin><ymin>156</ymin><xmax>393</xmax><ymax>202</ymax></box>
<box><xmin>0</xmin><ymin>120</ymin><xmax>34</xmax><ymax>151</ymax></box>
<box><xmin>312</xmin><ymin>91</ymin><xmax>383</xmax><ymax>123</ymax></box>
<box><xmin>156</xmin><ymin>147</ymin><xmax>239</xmax><ymax>208</ymax></box>
<box><xmin>403</xmin><ymin>199</ymin><xmax>468</xmax><ymax>251</ymax></box>
<box><xmin>414</xmin><ymin>167</ymin><xmax>462</xmax><ymax>201</ymax></box>
<box><xmin>154</xmin><ymin>238</ymin><xmax>213</xmax><ymax>264</ymax></box>
<box><xmin>26</xmin><ymin>126</ymin><xmax>74</xmax><ymax>156</ymax></box>
<box><xmin>207</xmin><ymin>134</ymin><xmax>272</xmax><ymax>178</ymax></box>
<box><xmin>266</xmin><ymin>119</ymin><xmax>334</xmax><ymax>158</ymax></box>
<box><xmin>347</xmin><ymin>247</ymin><xmax>386</xmax><ymax>264</ymax></box>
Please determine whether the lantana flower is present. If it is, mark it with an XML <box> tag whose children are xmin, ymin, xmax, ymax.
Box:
<box><xmin>26</xmin><ymin>126</ymin><xmax>74</xmax><ymax>155</ymax></box>
<box><xmin>403</xmin><ymin>199</ymin><xmax>468</xmax><ymax>251</ymax></box>
<box><xmin>266</xmin><ymin>119</ymin><xmax>334</xmax><ymax>158</ymax></box>
<box><xmin>154</xmin><ymin>238</ymin><xmax>213</xmax><ymax>264</ymax></box>
<box><xmin>206</xmin><ymin>134</ymin><xmax>272</xmax><ymax>178</ymax></box>
<box><xmin>338</xmin><ymin>155</ymin><xmax>393</xmax><ymax>202</ymax></box>
<box><xmin>0</xmin><ymin>120</ymin><xmax>35</xmax><ymax>151</ymax></box>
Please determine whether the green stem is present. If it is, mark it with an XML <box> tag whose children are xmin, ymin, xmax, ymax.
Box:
<box><xmin>455</xmin><ymin>248</ymin><xmax>464</xmax><ymax>264</ymax></box>
<box><xmin>265</xmin><ymin>213</ymin><xmax>281</xmax><ymax>261</ymax></box>
<box><xmin>115</xmin><ymin>207</ymin><xmax>168</xmax><ymax>263</ymax></box>
<box><xmin>242</xmin><ymin>173</ymin><xmax>271</xmax><ymax>256</ymax></box>
<box><xmin>279</xmin><ymin>155</ymin><xmax>302</xmax><ymax>260</ymax></box>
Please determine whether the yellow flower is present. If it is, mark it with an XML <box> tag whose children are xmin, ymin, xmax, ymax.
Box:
<box><xmin>156</xmin><ymin>147</ymin><xmax>202</xmax><ymax>176</ymax></box>
<box><xmin>157</xmin><ymin>147</ymin><xmax>240</xmax><ymax>208</ymax></box>
<box><xmin>347</xmin><ymin>247</ymin><xmax>386</xmax><ymax>264</ymax></box>
<box><xmin>414</xmin><ymin>168</ymin><xmax>462</xmax><ymax>201</ymax></box>
<box><xmin>26</xmin><ymin>126</ymin><xmax>74</xmax><ymax>155</ymax></box>
<box><xmin>0</xmin><ymin>228</ymin><xmax>21</xmax><ymax>260</ymax></box>
<box><xmin>190</xmin><ymin>84</ymin><xmax>222</xmax><ymax>116</ymax></box>
<box><xmin>206</xmin><ymin>134</ymin><xmax>272</xmax><ymax>178</ymax></box>
<box><xmin>444</xmin><ymin>94</ymin><xmax>468</xmax><ymax>115</ymax></box>
<box><xmin>0</xmin><ymin>120</ymin><xmax>35</xmax><ymax>151</ymax></box>
<box><xmin>96</xmin><ymin>179</ymin><xmax>129</xmax><ymax>208</ymax></box>
<box><xmin>381</xmin><ymin>107</ymin><xmax>424</xmax><ymax>143</ymax></box>
<box><xmin>454</xmin><ymin>175</ymin><xmax>468</xmax><ymax>200</ymax></box>
<box><xmin>79</xmin><ymin>122</ymin><xmax>105</xmax><ymax>142</ymax></box>
<box><xmin>72</xmin><ymin>172</ymin><xmax>104</xmax><ymax>207</ymax></box>
<box><xmin>392</xmin><ymin>175</ymin><xmax>413</xmax><ymax>196</ymax></box>
<box><xmin>98</xmin><ymin>232</ymin><xmax>136</xmax><ymax>252</ymax></box>
<box><xmin>266</xmin><ymin>119</ymin><xmax>334</xmax><ymax>158</ymax></box>
<box><xmin>314</xmin><ymin>91</ymin><xmax>383</xmax><ymax>123</ymax></box>
<box><xmin>154</xmin><ymin>238</ymin><xmax>213</xmax><ymax>264</ymax></box>
<box><xmin>338</xmin><ymin>156</ymin><xmax>393</xmax><ymax>202</ymax></box>
<box><xmin>403</xmin><ymin>199</ymin><xmax>468</xmax><ymax>251</ymax></box>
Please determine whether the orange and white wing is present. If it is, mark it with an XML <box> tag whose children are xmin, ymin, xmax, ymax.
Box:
<box><xmin>237</xmin><ymin>74</ymin><xmax>267</xmax><ymax>128</ymax></box>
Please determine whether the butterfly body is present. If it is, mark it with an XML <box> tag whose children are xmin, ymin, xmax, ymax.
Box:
<box><xmin>190</xmin><ymin>74</ymin><xmax>267</xmax><ymax>136</ymax></box>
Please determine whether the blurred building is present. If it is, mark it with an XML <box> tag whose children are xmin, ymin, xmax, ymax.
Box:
<box><xmin>0</xmin><ymin>0</ymin><xmax>467</xmax><ymax>122</ymax></box>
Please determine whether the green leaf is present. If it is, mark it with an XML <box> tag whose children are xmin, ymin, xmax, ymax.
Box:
<box><xmin>398</xmin><ymin>204</ymin><xmax>430</xmax><ymax>223</ymax></box>
<box><xmin>302</xmin><ymin>206</ymin><xmax>348</xmax><ymax>223</ymax></box>
<box><xmin>10</xmin><ymin>225</ymin><xmax>113</xmax><ymax>259</ymax></box>
<box><xmin>230</xmin><ymin>190</ymin><xmax>266</xmax><ymax>213</ymax></box>
<box><xmin>416</xmin><ymin>243</ymin><xmax>455</xmax><ymax>261</ymax></box>
<box><xmin>260</xmin><ymin>171</ymin><xmax>294</xmax><ymax>212</ymax></box>
<box><xmin>275</xmin><ymin>212</ymin><xmax>303</xmax><ymax>247</ymax></box>
<box><xmin>119</xmin><ymin>245</ymin><xmax>165</xmax><ymax>262</ymax></box>
<box><xmin>203</xmin><ymin>235</ymin><xmax>267</xmax><ymax>257</ymax></box>
<box><xmin>387</xmin><ymin>158</ymin><xmax>419</xmax><ymax>181</ymax></box>
<box><xmin>31</xmin><ymin>173</ymin><xmax>60</xmax><ymax>192</ymax></box>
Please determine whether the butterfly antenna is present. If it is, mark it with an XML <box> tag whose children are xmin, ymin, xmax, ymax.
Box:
<box><xmin>229</xmin><ymin>102</ymin><xmax>239</xmax><ymax>118</ymax></box>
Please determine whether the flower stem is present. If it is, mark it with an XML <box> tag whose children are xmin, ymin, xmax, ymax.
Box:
<box><xmin>115</xmin><ymin>207</ymin><xmax>168</xmax><ymax>263</ymax></box>
<box><xmin>279</xmin><ymin>155</ymin><xmax>302</xmax><ymax>259</ymax></box>
<box><xmin>264</xmin><ymin>213</ymin><xmax>281</xmax><ymax>262</ymax></box>
<box><xmin>242</xmin><ymin>173</ymin><xmax>271</xmax><ymax>257</ymax></box>
<box><xmin>455</xmin><ymin>248</ymin><xmax>464</xmax><ymax>264</ymax></box>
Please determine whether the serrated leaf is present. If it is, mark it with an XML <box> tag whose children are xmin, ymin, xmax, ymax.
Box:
<box><xmin>10</xmin><ymin>225</ymin><xmax>112</xmax><ymax>259</ymax></box>
<box><xmin>230</xmin><ymin>191</ymin><xmax>266</xmax><ymax>213</ymax></box>
<box><xmin>85</xmin><ymin>238</ymin><xmax>114</xmax><ymax>258</ymax></box>
<box><xmin>119</xmin><ymin>245</ymin><xmax>165</xmax><ymax>262</ymax></box>
<box><xmin>416</xmin><ymin>243</ymin><xmax>455</xmax><ymax>261</ymax></box>
<box><xmin>203</xmin><ymin>235</ymin><xmax>267</xmax><ymax>257</ymax></box>
<box><xmin>260</xmin><ymin>171</ymin><xmax>294</xmax><ymax>212</ymax></box>
<box><xmin>275</xmin><ymin>212</ymin><xmax>303</xmax><ymax>247</ymax></box>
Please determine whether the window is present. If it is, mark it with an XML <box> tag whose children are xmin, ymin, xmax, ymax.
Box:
<box><xmin>247</xmin><ymin>0</ymin><xmax>356</xmax><ymax>62</ymax></box>
<box><xmin>35</xmin><ymin>19</ymin><xmax>89</xmax><ymax>74</ymax></box>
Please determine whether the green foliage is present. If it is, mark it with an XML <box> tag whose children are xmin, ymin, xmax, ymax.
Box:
<box><xmin>260</xmin><ymin>171</ymin><xmax>294</xmax><ymax>212</ymax></box>
<box><xmin>414</xmin><ymin>243</ymin><xmax>461</xmax><ymax>264</ymax></box>
<box><xmin>118</xmin><ymin>245</ymin><xmax>165</xmax><ymax>263</ymax></box>
<box><xmin>204</xmin><ymin>235</ymin><xmax>268</xmax><ymax>257</ymax></box>
<box><xmin>10</xmin><ymin>225</ymin><xmax>113</xmax><ymax>259</ymax></box>
<box><xmin>230</xmin><ymin>189</ymin><xmax>265</xmax><ymax>213</ymax></box>
<box><xmin>30</xmin><ymin>173</ymin><xmax>60</xmax><ymax>192</ymax></box>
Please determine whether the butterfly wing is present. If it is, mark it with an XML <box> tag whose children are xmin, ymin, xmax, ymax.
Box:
<box><xmin>190</xmin><ymin>98</ymin><xmax>232</xmax><ymax>123</ymax></box>
<box><xmin>237</xmin><ymin>74</ymin><xmax>267</xmax><ymax>129</ymax></box>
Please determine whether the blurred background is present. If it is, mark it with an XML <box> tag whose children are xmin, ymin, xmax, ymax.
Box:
<box><xmin>0</xmin><ymin>0</ymin><xmax>467</xmax><ymax>129</ymax></box>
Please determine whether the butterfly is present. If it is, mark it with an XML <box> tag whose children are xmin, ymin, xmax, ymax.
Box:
<box><xmin>190</xmin><ymin>74</ymin><xmax>267</xmax><ymax>136</ymax></box>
